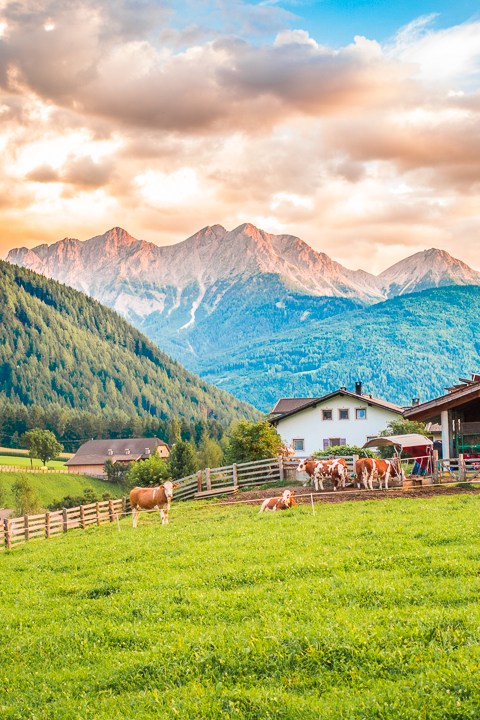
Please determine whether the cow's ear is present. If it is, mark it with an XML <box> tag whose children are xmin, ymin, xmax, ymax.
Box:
<box><xmin>173</xmin><ymin>483</ymin><xmax>179</xmax><ymax>488</ymax></box>
<box><xmin>159</xmin><ymin>484</ymin><xmax>164</xmax><ymax>489</ymax></box>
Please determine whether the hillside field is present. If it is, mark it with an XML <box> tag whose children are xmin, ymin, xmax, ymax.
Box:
<box><xmin>2</xmin><ymin>493</ymin><xmax>480</xmax><ymax>718</ymax></box>
<box><xmin>0</xmin><ymin>470</ymin><xmax>122</xmax><ymax>508</ymax></box>
<box><xmin>0</xmin><ymin>455</ymin><xmax>66</xmax><ymax>469</ymax></box>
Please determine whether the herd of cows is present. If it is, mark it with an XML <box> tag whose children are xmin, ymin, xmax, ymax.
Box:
<box><xmin>128</xmin><ymin>455</ymin><xmax>405</xmax><ymax>526</ymax></box>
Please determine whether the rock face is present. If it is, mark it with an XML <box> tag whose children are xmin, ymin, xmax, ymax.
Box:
<box><xmin>7</xmin><ymin>223</ymin><xmax>480</xmax><ymax>371</ymax></box>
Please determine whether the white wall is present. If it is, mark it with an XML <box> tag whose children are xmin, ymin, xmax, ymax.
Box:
<box><xmin>275</xmin><ymin>396</ymin><xmax>401</xmax><ymax>455</ymax></box>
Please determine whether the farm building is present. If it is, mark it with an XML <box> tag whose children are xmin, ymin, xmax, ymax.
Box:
<box><xmin>65</xmin><ymin>437</ymin><xmax>170</xmax><ymax>476</ymax></box>
<box><xmin>269</xmin><ymin>383</ymin><xmax>403</xmax><ymax>455</ymax></box>
<box><xmin>404</xmin><ymin>374</ymin><xmax>480</xmax><ymax>459</ymax></box>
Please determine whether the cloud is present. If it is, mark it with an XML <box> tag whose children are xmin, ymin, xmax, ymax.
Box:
<box><xmin>0</xmin><ymin>2</ymin><xmax>479</xmax><ymax>273</ymax></box>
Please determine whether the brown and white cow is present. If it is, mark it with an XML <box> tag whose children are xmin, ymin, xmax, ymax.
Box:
<box><xmin>355</xmin><ymin>457</ymin><xmax>405</xmax><ymax>491</ymax></box>
<box><xmin>279</xmin><ymin>444</ymin><xmax>296</xmax><ymax>458</ymax></box>
<box><xmin>296</xmin><ymin>458</ymin><xmax>346</xmax><ymax>491</ymax></box>
<box><xmin>260</xmin><ymin>489</ymin><xmax>296</xmax><ymax>512</ymax></box>
<box><xmin>129</xmin><ymin>481</ymin><xmax>179</xmax><ymax>527</ymax></box>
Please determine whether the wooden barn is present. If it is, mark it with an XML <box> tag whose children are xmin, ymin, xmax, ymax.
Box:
<box><xmin>65</xmin><ymin>437</ymin><xmax>170</xmax><ymax>476</ymax></box>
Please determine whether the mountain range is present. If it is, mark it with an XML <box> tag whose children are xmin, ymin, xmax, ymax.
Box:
<box><xmin>6</xmin><ymin>223</ymin><xmax>480</xmax><ymax>409</ymax></box>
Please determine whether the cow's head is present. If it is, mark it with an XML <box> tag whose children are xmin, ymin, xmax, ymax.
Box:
<box><xmin>296</xmin><ymin>459</ymin><xmax>308</xmax><ymax>473</ymax></box>
<box><xmin>162</xmin><ymin>480</ymin><xmax>176</xmax><ymax>501</ymax></box>
<box><xmin>391</xmin><ymin>459</ymin><xmax>405</xmax><ymax>482</ymax></box>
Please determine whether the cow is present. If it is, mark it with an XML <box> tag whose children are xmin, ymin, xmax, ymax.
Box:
<box><xmin>129</xmin><ymin>481</ymin><xmax>179</xmax><ymax>527</ymax></box>
<box><xmin>260</xmin><ymin>489</ymin><xmax>296</xmax><ymax>512</ymax></box>
<box><xmin>355</xmin><ymin>457</ymin><xmax>405</xmax><ymax>491</ymax></box>
<box><xmin>296</xmin><ymin>457</ymin><xmax>347</xmax><ymax>491</ymax></box>
<box><xmin>279</xmin><ymin>444</ymin><xmax>296</xmax><ymax>458</ymax></box>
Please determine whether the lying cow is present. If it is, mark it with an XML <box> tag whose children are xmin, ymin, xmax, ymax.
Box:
<box><xmin>130</xmin><ymin>481</ymin><xmax>179</xmax><ymax>527</ymax></box>
<box><xmin>296</xmin><ymin>458</ymin><xmax>346</xmax><ymax>491</ymax></box>
<box><xmin>260</xmin><ymin>489</ymin><xmax>296</xmax><ymax>512</ymax></box>
<box><xmin>355</xmin><ymin>458</ymin><xmax>405</xmax><ymax>491</ymax></box>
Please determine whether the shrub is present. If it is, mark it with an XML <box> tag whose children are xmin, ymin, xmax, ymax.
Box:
<box><xmin>168</xmin><ymin>441</ymin><xmax>198</xmax><ymax>480</ymax></box>
<box><xmin>127</xmin><ymin>453</ymin><xmax>172</xmax><ymax>488</ymax></box>
<box><xmin>12</xmin><ymin>476</ymin><xmax>41</xmax><ymax>516</ymax></box>
<box><xmin>223</xmin><ymin>421</ymin><xmax>283</xmax><ymax>464</ymax></box>
<box><xmin>313</xmin><ymin>444</ymin><xmax>376</xmax><ymax>459</ymax></box>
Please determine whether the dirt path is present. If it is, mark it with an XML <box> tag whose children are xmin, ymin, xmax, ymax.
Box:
<box><xmin>209</xmin><ymin>482</ymin><xmax>480</xmax><ymax>507</ymax></box>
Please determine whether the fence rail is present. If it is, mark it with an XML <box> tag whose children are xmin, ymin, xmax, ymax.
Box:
<box><xmin>0</xmin><ymin>465</ymin><xmax>69</xmax><ymax>473</ymax></box>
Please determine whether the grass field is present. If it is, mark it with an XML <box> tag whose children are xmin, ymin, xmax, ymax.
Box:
<box><xmin>0</xmin><ymin>470</ymin><xmax>123</xmax><ymax>508</ymax></box>
<box><xmin>0</xmin><ymin>454</ymin><xmax>66</xmax><ymax>469</ymax></box>
<box><xmin>2</xmin><ymin>492</ymin><xmax>480</xmax><ymax>719</ymax></box>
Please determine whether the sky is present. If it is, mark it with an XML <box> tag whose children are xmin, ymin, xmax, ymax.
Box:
<box><xmin>0</xmin><ymin>0</ymin><xmax>479</xmax><ymax>273</ymax></box>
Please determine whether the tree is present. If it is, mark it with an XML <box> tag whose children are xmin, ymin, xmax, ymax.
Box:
<box><xmin>12</xmin><ymin>476</ymin><xmax>41</xmax><ymax>516</ymax></box>
<box><xmin>168</xmin><ymin>441</ymin><xmax>198</xmax><ymax>480</ymax></box>
<box><xmin>169</xmin><ymin>417</ymin><xmax>181</xmax><ymax>445</ymax></box>
<box><xmin>22</xmin><ymin>428</ymin><xmax>63</xmax><ymax>467</ymax></box>
<box><xmin>127</xmin><ymin>453</ymin><xmax>172</xmax><ymax>489</ymax></box>
<box><xmin>198</xmin><ymin>437</ymin><xmax>223</xmax><ymax>470</ymax></box>
<box><xmin>223</xmin><ymin>421</ymin><xmax>283</xmax><ymax>464</ymax></box>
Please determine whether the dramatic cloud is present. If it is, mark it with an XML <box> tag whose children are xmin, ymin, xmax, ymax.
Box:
<box><xmin>0</xmin><ymin>0</ymin><xmax>479</xmax><ymax>273</ymax></box>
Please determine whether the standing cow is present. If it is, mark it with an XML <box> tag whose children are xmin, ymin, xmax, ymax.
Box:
<box><xmin>355</xmin><ymin>457</ymin><xmax>405</xmax><ymax>491</ymax></box>
<box><xmin>130</xmin><ymin>481</ymin><xmax>179</xmax><ymax>527</ymax></box>
<box><xmin>260</xmin><ymin>489</ymin><xmax>296</xmax><ymax>512</ymax></box>
<box><xmin>296</xmin><ymin>458</ymin><xmax>346</xmax><ymax>491</ymax></box>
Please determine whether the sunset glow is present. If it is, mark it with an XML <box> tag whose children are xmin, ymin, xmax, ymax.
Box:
<box><xmin>0</xmin><ymin>0</ymin><xmax>479</xmax><ymax>273</ymax></box>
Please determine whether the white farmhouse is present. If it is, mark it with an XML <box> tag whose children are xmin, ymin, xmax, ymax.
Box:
<box><xmin>269</xmin><ymin>383</ymin><xmax>404</xmax><ymax>455</ymax></box>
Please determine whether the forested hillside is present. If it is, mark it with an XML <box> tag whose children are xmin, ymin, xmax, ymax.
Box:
<box><xmin>0</xmin><ymin>261</ymin><xmax>260</xmax><ymax>424</ymax></box>
<box><xmin>198</xmin><ymin>286</ymin><xmax>480</xmax><ymax>410</ymax></box>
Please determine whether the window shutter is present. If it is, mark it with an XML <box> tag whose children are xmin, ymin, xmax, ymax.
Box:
<box><xmin>323</xmin><ymin>439</ymin><xmax>329</xmax><ymax>450</ymax></box>
<box><xmin>340</xmin><ymin>438</ymin><xmax>346</xmax><ymax>446</ymax></box>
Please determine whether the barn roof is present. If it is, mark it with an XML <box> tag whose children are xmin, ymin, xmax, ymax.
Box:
<box><xmin>269</xmin><ymin>389</ymin><xmax>403</xmax><ymax>424</ymax></box>
<box><xmin>65</xmin><ymin>437</ymin><xmax>169</xmax><ymax>466</ymax></box>
<box><xmin>404</xmin><ymin>379</ymin><xmax>480</xmax><ymax>422</ymax></box>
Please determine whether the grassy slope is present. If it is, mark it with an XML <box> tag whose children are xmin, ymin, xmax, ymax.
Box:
<box><xmin>1</xmin><ymin>494</ymin><xmax>480</xmax><ymax>718</ymax></box>
<box><xmin>0</xmin><ymin>455</ymin><xmax>65</xmax><ymax>468</ymax></box>
<box><xmin>0</xmin><ymin>471</ymin><xmax>122</xmax><ymax>507</ymax></box>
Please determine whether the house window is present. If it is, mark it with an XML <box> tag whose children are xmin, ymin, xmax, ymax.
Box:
<box><xmin>356</xmin><ymin>408</ymin><xmax>367</xmax><ymax>420</ymax></box>
<box><xmin>339</xmin><ymin>409</ymin><xmax>349</xmax><ymax>420</ymax></box>
<box><xmin>329</xmin><ymin>438</ymin><xmax>342</xmax><ymax>447</ymax></box>
<box><xmin>293</xmin><ymin>439</ymin><xmax>304</xmax><ymax>451</ymax></box>
<box><xmin>322</xmin><ymin>409</ymin><xmax>333</xmax><ymax>420</ymax></box>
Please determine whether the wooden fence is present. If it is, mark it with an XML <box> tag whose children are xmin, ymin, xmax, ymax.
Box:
<box><xmin>1</xmin><ymin>497</ymin><xmax>127</xmax><ymax>550</ymax></box>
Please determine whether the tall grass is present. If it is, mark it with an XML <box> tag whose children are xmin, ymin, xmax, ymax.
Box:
<box><xmin>1</xmin><ymin>493</ymin><xmax>480</xmax><ymax>718</ymax></box>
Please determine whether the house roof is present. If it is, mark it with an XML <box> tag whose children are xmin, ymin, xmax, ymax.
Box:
<box><xmin>404</xmin><ymin>380</ymin><xmax>480</xmax><ymax>422</ymax></box>
<box><xmin>65</xmin><ymin>437</ymin><xmax>169</xmax><ymax>466</ymax></box>
<box><xmin>269</xmin><ymin>389</ymin><xmax>403</xmax><ymax>424</ymax></box>
<box><xmin>271</xmin><ymin>398</ymin><xmax>319</xmax><ymax>414</ymax></box>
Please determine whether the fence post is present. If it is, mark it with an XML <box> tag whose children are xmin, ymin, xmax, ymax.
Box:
<box><xmin>432</xmin><ymin>450</ymin><xmax>439</xmax><ymax>483</ymax></box>
<box><xmin>45</xmin><ymin>512</ymin><xmax>50</xmax><ymax>539</ymax></box>
<box><xmin>122</xmin><ymin>496</ymin><xmax>127</xmax><ymax>519</ymax></box>
<box><xmin>96</xmin><ymin>502</ymin><xmax>100</xmax><ymax>526</ymax></box>
<box><xmin>206</xmin><ymin>467</ymin><xmax>211</xmax><ymax>491</ymax></box>
<box><xmin>197</xmin><ymin>471</ymin><xmax>203</xmax><ymax>493</ymax></box>
<box><xmin>109</xmin><ymin>500</ymin><xmax>114</xmax><ymax>523</ymax></box>
<box><xmin>278</xmin><ymin>456</ymin><xmax>284</xmax><ymax>482</ymax></box>
<box><xmin>24</xmin><ymin>514</ymin><xmax>29</xmax><ymax>542</ymax></box>
<box><xmin>62</xmin><ymin>508</ymin><xmax>68</xmax><ymax>533</ymax></box>
<box><xmin>459</xmin><ymin>453</ymin><xmax>466</xmax><ymax>482</ymax></box>
<box><xmin>233</xmin><ymin>463</ymin><xmax>238</xmax><ymax>488</ymax></box>
<box><xmin>4</xmin><ymin>518</ymin><xmax>11</xmax><ymax>550</ymax></box>
<box><xmin>80</xmin><ymin>505</ymin><xmax>85</xmax><ymax>529</ymax></box>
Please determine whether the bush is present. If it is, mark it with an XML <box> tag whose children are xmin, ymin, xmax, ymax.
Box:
<box><xmin>47</xmin><ymin>487</ymin><xmax>113</xmax><ymax>511</ymax></box>
<box><xmin>126</xmin><ymin>453</ymin><xmax>172</xmax><ymax>489</ymax></box>
<box><xmin>223</xmin><ymin>421</ymin><xmax>283</xmax><ymax>464</ymax></box>
<box><xmin>313</xmin><ymin>444</ymin><xmax>377</xmax><ymax>459</ymax></box>
<box><xmin>198</xmin><ymin>437</ymin><xmax>223</xmax><ymax>470</ymax></box>
<box><xmin>12</xmin><ymin>476</ymin><xmax>41</xmax><ymax>516</ymax></box>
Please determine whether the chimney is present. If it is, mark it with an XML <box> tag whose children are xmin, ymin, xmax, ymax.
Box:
<box><xmin>355</xmin><ymin>381</ymin><xmax>362</xmax><ymax>395</ymax></box>
<box><xmin>412</xmin><ymin>398</ymin><xmax>420</xmax><ymax>406</ymax></box>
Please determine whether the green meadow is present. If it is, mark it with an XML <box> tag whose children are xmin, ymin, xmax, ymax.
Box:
<box><xmin>2</xmin><ymin>493</ymin><xmax>480</xmax><ymax>719</ymax></box>
<box><xmin>0</xmin><ymin>454</ymin><xmax>66</xmax><ymax>469</ymax></box>
<box><xmin>0</xmin><ymin>470</ymin><xmax>122</xmax><ymax>508</ymax></box>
